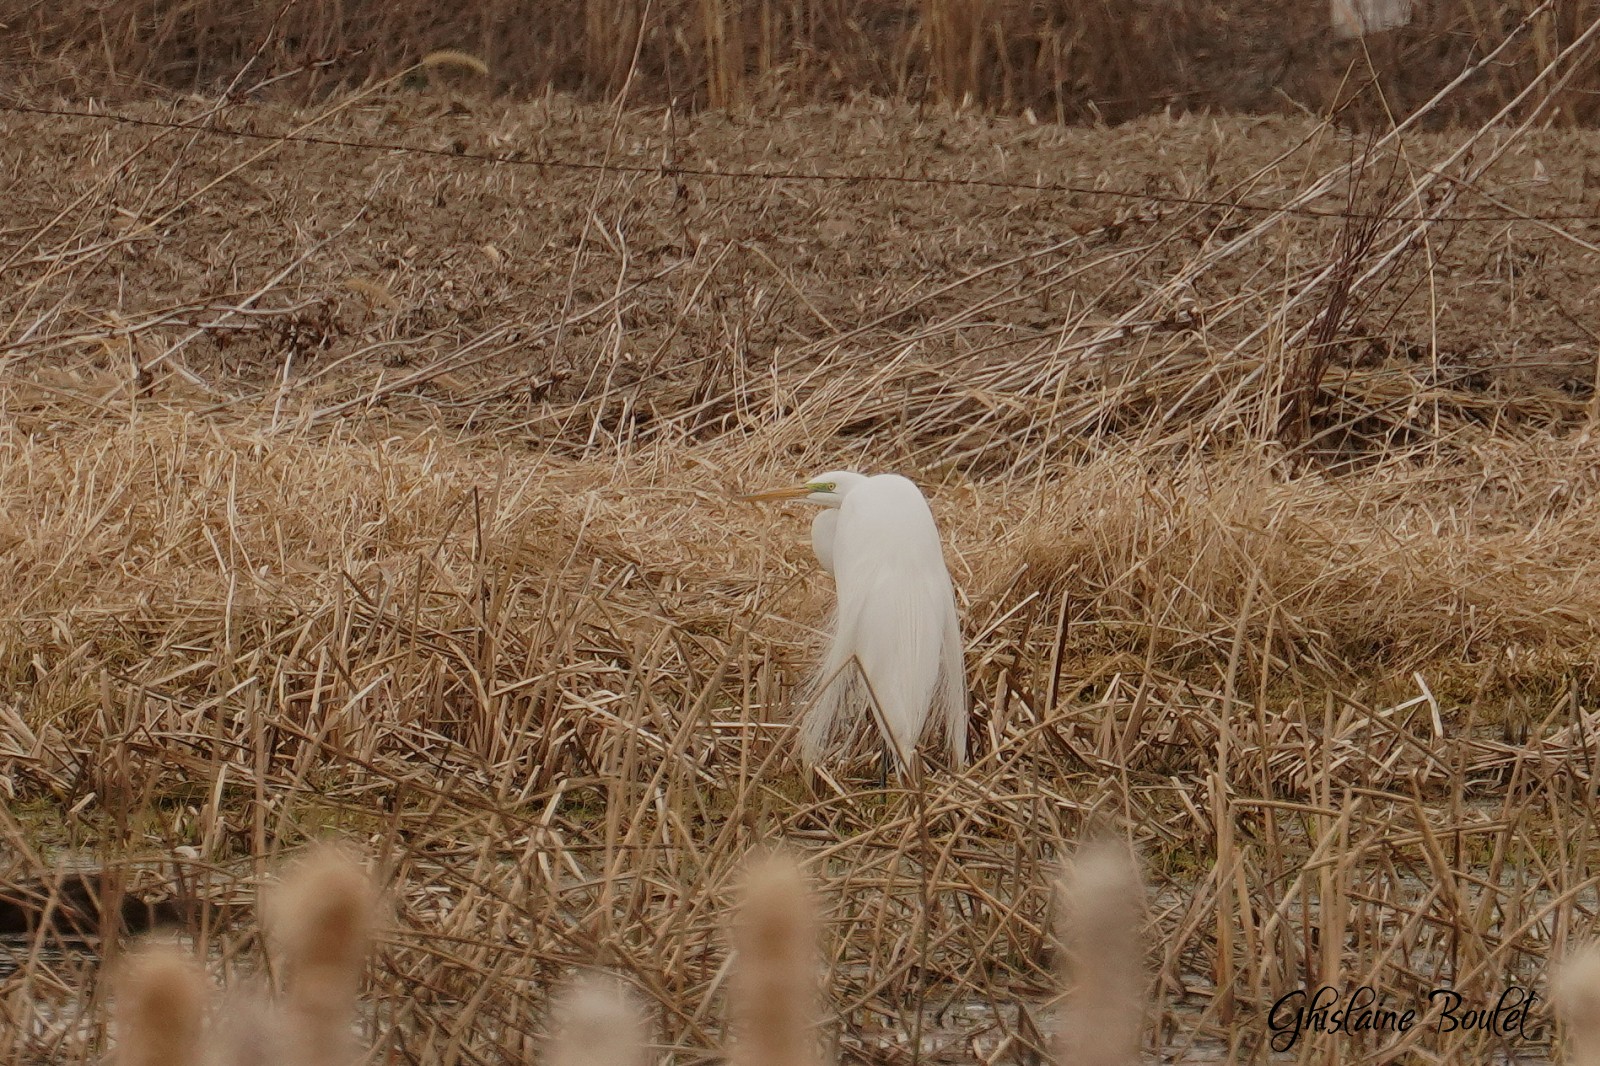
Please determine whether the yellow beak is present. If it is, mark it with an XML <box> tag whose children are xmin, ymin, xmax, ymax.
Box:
<box><xmin>739</xmin><ymin>484</ymin><xmax>812</xmax><ymax>503</ymax></box>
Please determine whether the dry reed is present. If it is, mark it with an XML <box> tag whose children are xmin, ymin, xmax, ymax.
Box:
<box><xmin>9</xmin><ymin>0</ymin><xmax>1600</xmax><ymax>126</ymax></box>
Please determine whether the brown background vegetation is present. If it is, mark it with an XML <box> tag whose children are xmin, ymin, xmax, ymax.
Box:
<box><xmin>8</xmin><ymin>0</ymin><xmax>1600</xmax><ymax>126</ymax></box>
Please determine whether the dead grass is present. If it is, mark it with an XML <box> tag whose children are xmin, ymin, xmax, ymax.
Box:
<box><xmin>6</xmin><ymin>30</ymin><xmax>1600</xmax><ymax>1064</ymax></box>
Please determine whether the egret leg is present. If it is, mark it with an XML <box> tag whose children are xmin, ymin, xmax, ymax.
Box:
<box><xmin>878</xmin><ymin>745</ymin><xmax>891</xmax><ymax>790</ymax></box>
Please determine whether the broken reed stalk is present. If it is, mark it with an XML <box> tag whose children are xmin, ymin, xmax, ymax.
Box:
<box><xmin>548</xmin><ymin>973</ymin><xmax>649</xmax><ymax>1066</ymax></box>
<box><xmin>1053</xmin><ymin>841</ymin><xmax>1145</xmax><ymax>1066</ymax></box>
<box><xmin>1557</xmin><ymin>943</ymin><xmax>1600</xmax><ymax>1066</ymax></box>
<box><xmin>114</xmin><ymin>943</ymin><xmax>208</xmax><ymax>1066</ymax></box>
<box><xmin>270</xmin><ymin>846</ymin><xmax>379</xmax><ymax>1066</ymax></box>
<box><xmin>730</xmin><ymin>852</ymin><xmax>823</xmax><ymax>1066</ymax></box>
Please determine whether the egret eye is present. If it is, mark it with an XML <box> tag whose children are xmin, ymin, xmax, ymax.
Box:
<box><xmin>808</xmin><ymin>482</ymin><xmax>836</xmax><ymax>493</ymax></box>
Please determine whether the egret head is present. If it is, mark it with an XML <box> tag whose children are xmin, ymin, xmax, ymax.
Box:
<box><xmin>741</xmin><ymin>470</ymin><xmax>867</xmax><ymax>508</ymax></box>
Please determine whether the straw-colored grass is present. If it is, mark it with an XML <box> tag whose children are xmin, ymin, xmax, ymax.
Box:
<box><xmin>6</xmin><ymin>29</ymin><xmax>1600</xmax><ymax>1061</ymax></box>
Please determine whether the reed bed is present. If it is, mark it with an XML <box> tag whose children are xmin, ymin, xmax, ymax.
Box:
<box><xmin>11</xmin><ymin>0</ymin><xmax>1600</xmax><ymax>127</ymax></box>
<box><xmin>5</xmin><ymin>29</ymin><xmax>1600</xmax><ymax>1063</ymax></box>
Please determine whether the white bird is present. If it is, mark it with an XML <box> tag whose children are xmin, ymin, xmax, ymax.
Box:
<box><xmin>743</xmin><ymin>471</ymin><xmax>968</xmax><ymax>774</ymax></box>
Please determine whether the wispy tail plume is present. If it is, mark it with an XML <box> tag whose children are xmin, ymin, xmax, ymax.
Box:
<box><xmin>1053</xmin><ymin>841</ymin><xmax>1146</xmax><ymax>1066</ymax></box>
<box><xmin>730</xmin><ymin>852</ymin><xmax>824</xmax><ymax>1066</ymax></box>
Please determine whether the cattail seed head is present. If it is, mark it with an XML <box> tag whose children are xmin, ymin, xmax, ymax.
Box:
<box><xmin>114</xmin><ymin>942</ymin><xmax>208</xmax><ymax>1066</ymax></box>
<box><xmin>210</xmin><ymin>986</ymin><xmax>286</xmax><ymax>1066</ymax></box>
<box><xmin>267</xmin><ymin>844</ymin><xmax>379</xmax><ymax>1066</ymax></box>
<box><xmin>729</xmin><ymin>852</ymin><xmax>822</xmax><ymax>1066</ymax></box>
<box><xmin>1053</xmin><ymin>841</ymin><xmax>1146</xmax><ymax>1066</ymax></box>
<box><xmin>548</xmin><ymin>972</ymin><xmax>648</xmax><ymax>1066</ymax></box>
<box><xmin>1557</xmin><ymin>943</ymin><xmax>1600</xmax><ymax>1066</ymax></box>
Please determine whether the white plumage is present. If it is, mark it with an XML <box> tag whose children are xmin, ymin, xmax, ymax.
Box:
<box><xmin>745</xmin><ymin>470</ymin><xmax>968</xmax><ymax>772</ymax></box>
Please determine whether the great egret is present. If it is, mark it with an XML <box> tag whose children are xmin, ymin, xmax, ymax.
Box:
<box><xmin>743</xmin><ymin>471</ymin><xmax>968</xmax><ymax>774</ymax></box>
